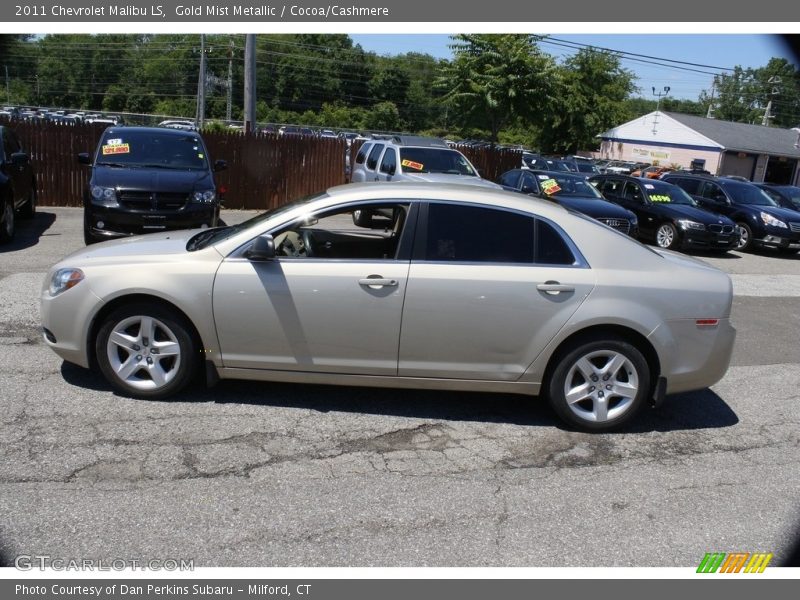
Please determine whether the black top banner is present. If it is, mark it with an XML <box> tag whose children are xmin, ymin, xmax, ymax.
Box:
<box><xmin>2</xmin><ymin>0</ymin><xmax>800</xmax><ymax>22</ymax></box>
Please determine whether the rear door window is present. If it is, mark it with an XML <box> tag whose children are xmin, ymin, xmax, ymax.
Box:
<box><xmin>366</xmin><ymin>144</ymin><xmax>385</xmax><ymax>171</ymax></box>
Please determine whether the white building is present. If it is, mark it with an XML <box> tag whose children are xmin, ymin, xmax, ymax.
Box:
<box><xmin>597</xmin><ymin>111</ymin><xmax>800</xmax><ymax>185</ymax></box>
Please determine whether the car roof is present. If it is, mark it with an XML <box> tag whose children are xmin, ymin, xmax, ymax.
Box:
<box><xmin>101</xmin><ymin>126</ymin><xmax>202</xmax><ymax>137</ymax></box>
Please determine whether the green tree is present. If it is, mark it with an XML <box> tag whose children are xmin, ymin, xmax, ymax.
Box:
<box><xmin>436</xmin><ymin>34</ymin><xmax>559</xmax><ymax>143</ymax></box>
<box><xmin>539</xmin><ymin>49</ymin><xmax>636</xmax><ymax>154</ymax></box>
<box><xmin>364</xmin><ymin>101</ymin><xmax>402</xmax><ymax>132</ymax></box>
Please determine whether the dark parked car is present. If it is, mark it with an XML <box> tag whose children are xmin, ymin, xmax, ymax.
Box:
<box><xmin>590</xmin><ymin>174</ymin><xmax>739</xmax><ymax>252</ymax></box>
<box><xmin>499</xmin><ymin>169</ymin><xmax>638</xmax><ymax>236</ymax></box>
<box><xmin>755</xmin><ymin>183</ymin><xmax>800</xmax><ymax>212</ymax></box>
<box><xmin>78</xmin><ymin>127</ymin><xmax>226</xmax><ymax>245</ymax></box>
<box><xmin>0</xmin><ymin>125</ymin><xmax>36</xmax><ymax>243</ymax></box>
<box><xmin>663</xmin><ymin>173</ymin><xmax>800</xmax><ymax>254</ymax></box>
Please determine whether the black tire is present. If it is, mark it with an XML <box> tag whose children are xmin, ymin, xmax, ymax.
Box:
<box><xmin>19</xmin><ymin>185</ymin><xmax>35</xmax><ymax>219</ymax></box>
<box><xmin>95</xmin><ymin>303</ymin><xmax>199</xmax><ymax>399</ymax></box>
<box><xmin>547</xmin><ymin>336</ymin><xmax>650</xmax><ymax>432</ymax></box>
<box><xmin>0</xmin><ymin>197</ymin><xmax>15</xmax><ymax>243</ymax></box>
<box><xmin>655</xmin><ymin>222</ymin><xmax>680</xmax><ymax>250</ymax></box>
<box><xmin>735</xmin><ymin>222</ymin><xmax>753</xmax><ymax>251</ymax></box>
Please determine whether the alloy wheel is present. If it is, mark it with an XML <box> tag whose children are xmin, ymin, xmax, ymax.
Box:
<box><xmin>562</xmin><ymin>350</ymin><xmax>640</xmax><ymax>423</ymax></box>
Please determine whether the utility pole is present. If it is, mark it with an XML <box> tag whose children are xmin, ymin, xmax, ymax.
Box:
<box><xmin>244</xmin><ymin>34</ymin><xmax>256</xmax><ymax>134</ymax></box>
<box><xmin>226</xmin><ymin>37</ymin><xmax>234</xmax><ymax>123</ymax></box>
<box><xmin>706</xmin><ymin>80</ymin><xmax>716</xmax><ymax>119</ymax></box>
<box><xmin>761</xmin><ymin>76</ymin><xmax>781</xmax><ymax>127</ymax></box>
<box><xmin>651</xmin><ymin>86</ymin><xmax>670</xmax><ymax>135</ymax></box>
<box><xmin>5</xmin><ymin>66</ymin><xmax>9</xmax><ymax>104</ymax></box>
<box><xmin>196</xmin><ymin>34</ymin><xmax>206</xmax><ymax>129</ymax></box>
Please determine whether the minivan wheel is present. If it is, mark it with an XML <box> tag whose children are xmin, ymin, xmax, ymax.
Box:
<box><xmin>96</xmin><ymin>304</ymin><xmax>198</xmax><ymax>399</ymax></box>
<box><xmin>736</xmin><ymin>222</ymin><xmax>752</xmax><ymax>251</ymax></box>
<box><xmin>548</xmin><ymin>337</ymin><xmax>650</xmax><ymax>431</ymax></box>
<box><xmin>655</xmin><ymin>222</ymin><xmax>679</xmax><ymax>249</ymax></box>
<box><xmin>0</xmin><ymin>198</ymin><xmax>15</xmax><ymax>243</ymax></box>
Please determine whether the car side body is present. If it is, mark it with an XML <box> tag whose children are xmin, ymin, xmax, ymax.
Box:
<box><xmin>41</xmin><ymin>183</ymin><xmax>735</xmax><ymax>431</ymax></box>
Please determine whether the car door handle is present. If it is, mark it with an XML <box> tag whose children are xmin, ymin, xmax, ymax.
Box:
<box><xmin>359</xmin><ymin>277</ymin><xmax>398</xmax><ymax>288</ymax></box>
<box><xmin>537</xmin><ymin>281</ymin><xmax>574</xmax><ymax>295</ymax></box>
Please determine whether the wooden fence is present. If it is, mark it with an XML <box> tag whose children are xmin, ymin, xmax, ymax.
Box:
<box><xmin>2</xmin><ymin>118</ymin><xmax>521</xmax><ymax>210</ymax></box>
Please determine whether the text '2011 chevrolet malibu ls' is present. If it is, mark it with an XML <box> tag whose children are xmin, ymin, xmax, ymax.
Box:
<box><xmin>41</xmin><ymin>182</ymin><xmax>736</xmax><ymax>431</ymax></box>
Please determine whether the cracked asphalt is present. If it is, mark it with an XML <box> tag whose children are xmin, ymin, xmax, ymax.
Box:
<box><xmin>0</xmin><ymin>208</ymin><xmax>798</xmax><ymax>567</ymax></box>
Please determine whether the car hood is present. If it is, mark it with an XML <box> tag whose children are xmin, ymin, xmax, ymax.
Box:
<box><xmin>654</xmin><ymin>203</ymin><xmax>734</xmax><ymax>225</ymax></box>
<box><xmin>552</xmin><ymin>196</ymin><xmax>635</xmax><ymax>219</ymax></box>
<box><xmin>92</xmin><ymin>166</ymin><xmax>214</xmax><ymax>192</ymax></box>
<box><xmin>402</xmin><ymin>173</ymin><xmax>502</xmax><ymax>188</ymax></box>
<box><xmin>58</xmin><ymin>229</ymin><xmax>209</xmax><ymax>264</ymax></box>
<box><xmin>752</xmin><ymin>204</ymin><xmax>800</xmax><ymax>222</ymax></box>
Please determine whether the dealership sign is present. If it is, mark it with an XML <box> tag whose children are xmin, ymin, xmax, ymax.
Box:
<box><xmin>633</xmin><ymin>147</ymin><xmax>671</xmax><ymax>161</ymax></box>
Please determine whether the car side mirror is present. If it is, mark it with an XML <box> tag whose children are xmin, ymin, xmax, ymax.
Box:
<box><xmin>214</xmin><ymin>159</ymin><xmax>227</xmax><ymax>172</ymax></box>
<box><xmin>246</xmin><ymin>234</ymin><xmax>275</xmax><ymax>261</ymax></box>
<box><xmin>77</xmin><ymin>152</ymin><xmax>91</xmax><ymax>165</ymax></box>
<box><xmin>10</xmin><ymin>152</ymin><xmax>29</xmax><ymax>166</ymax></box>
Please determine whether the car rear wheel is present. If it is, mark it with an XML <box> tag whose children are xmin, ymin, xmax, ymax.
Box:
<box><xmin>20</xmin><ymin>186</ymin><xmax>35</xmax><ymax>219</ymax></box>
<box><xmin>736</xmin><ymin>222</ymin><xmax>752</xmax><ymax>251</ymax></box>
<box><xmin>96</xmin><ymin>304</ymin><xmax>198</xmax><ymax>399</ymax></box>
<box><xmin>0</xmin><ymin>198</ymin><xmax>15</xmax><ymax>243</ymax></box>
<box><xmin>547</xmin><ymin>337</ymin><xmax>650</xmax><ymax>431</ymax></box>
<box><xmin>655</xmin><ymin>222</ymin><xmax>679</xmax><ymax>250</ymax></box>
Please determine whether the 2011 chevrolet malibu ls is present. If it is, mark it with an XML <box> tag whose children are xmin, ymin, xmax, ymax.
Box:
<box><xmin>41</xmin><ymin>183</ymin><xmax>736</xmax><ymax>431</ymax></box>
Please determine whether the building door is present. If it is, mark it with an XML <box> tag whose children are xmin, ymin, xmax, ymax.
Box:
<box><xmin>765</xmin><ymin>156</ymin><xmax>797</xmax><ymax>184</ymax></box>
<box><xmin>720</xmin><ymin>151</ymin><xmax>756</xmax><ymax>180</ymax></box>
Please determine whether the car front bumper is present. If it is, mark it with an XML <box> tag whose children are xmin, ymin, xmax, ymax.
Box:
<box><xmin>679</xmin><ymin>228</ymin><xmax>740</xmax><ymax>250</ymax></box>
<box><xmin>86</xmin><ymin>203</ymin><xmax>218</xmax><ymax>239</ymax></box>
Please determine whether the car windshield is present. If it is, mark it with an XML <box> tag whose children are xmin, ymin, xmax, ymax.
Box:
<box><xmin>539</xmin><ymin>173</ymin><xmax>604</xmax><ymax>198</ymax></box>
<box><xmin>726</xmin><ymin>184</ymin><xmax>778</xmax><ymax>206</ymax></box>
<box><xmin>95</xmin><ymin>131</ymin><xmax>208</xmax><ymax>170</ymax></box>
<box><xmin>774</xmin><ymin>186</ymin><xmax>800</xmax><ymax>209</ymax></box>
<box><xmin>187</xmin><ymin>192</ymin><xmax>328</xmax><ymax>251</ymax></box>
<box><xmin>575</xmin><ymin>162</ymin><xmax>599</xmax><ymax>174</ymax></box>
<box><xmin>398</xmin><ymin>148</ymin><xmax>477</xmax><ymax>176</ymax></box>
<box><xmin>644</xmin><ymin>182</ymin><xmax>696</xmax><ymax>205</ymax></box>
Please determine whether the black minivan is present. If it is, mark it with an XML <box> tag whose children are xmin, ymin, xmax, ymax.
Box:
<box><xmin>79</xmin><ymin>126</ymin><xmax>226</xmax><ymax>245</ymax></box>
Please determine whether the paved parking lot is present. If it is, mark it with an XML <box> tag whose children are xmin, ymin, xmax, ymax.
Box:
<box><xmin>0</xmin><ymin>208</ymin><xmax>798</xmax><ymax>567</ymax></box>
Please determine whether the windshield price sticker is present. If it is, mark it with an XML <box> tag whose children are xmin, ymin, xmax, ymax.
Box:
<box><xmin>650</xmin><ymin>194</ymin><xmax>671</xmax><ymax>203</ymax></box>
<box><xmin>401</xmin><ymin>159</ymin><xmax>424</xmax><ymax>171</ymax></box>
<box><xmin>541</xmin><ymin>179</ymin><xmax>562</xmax><ymax>195</ymax></box>
<box><xmin>102</xmin><ymin>143</ymin><xmax>130</xmax><ymax>155</ymax></box>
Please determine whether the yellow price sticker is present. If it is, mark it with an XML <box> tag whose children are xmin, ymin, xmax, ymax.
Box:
<box><xmin>649</xmin><ymin>194</ymin><xmax>671</xmax><ymax>203</ymax></box>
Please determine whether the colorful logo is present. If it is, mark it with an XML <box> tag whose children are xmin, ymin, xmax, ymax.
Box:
<box><xmin>697</xmin><ymin>552</ymin><xmax>773</xmax><ymax>573</ymax></box>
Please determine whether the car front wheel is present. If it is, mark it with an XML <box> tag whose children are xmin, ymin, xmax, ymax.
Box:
<box><xmin>547</xmin><ymin>337</ymin><xmax>650</xmax><ymax>431</ymax></box>
<box><xmin>655</xmin><ymin>222</ymin><xmax>679</xmax><ymax>249</ymax></box>
<box><xmin>96</xmin><ymin>304</ymin><xmax>198</xmax><ymax>399</ymax></box>
<box><xmin>736</xmin><ymin>222</ymin><xmax>752</xmax><ymax>251</ymax></box>
<box><xmin>0</xmin><ymin>197</ymin><xmax>15</xmax><ymax>243</ymax></box>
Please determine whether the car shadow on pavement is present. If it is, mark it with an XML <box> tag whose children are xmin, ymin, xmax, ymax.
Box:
<box><xmin>60</xmin><ymin>362</ymin><xmax>739</xmax><ymax>433</ymax></box>
<box><xmin>0</xmin><ymin>211</ymin><xmax>57</xmax><ymax>252</ymax></box>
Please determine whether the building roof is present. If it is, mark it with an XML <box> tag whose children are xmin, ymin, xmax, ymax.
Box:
<box><xmin>663</xmin><ymin>112</ymin><xmax>800</xmax><ymax>158</ymax></box>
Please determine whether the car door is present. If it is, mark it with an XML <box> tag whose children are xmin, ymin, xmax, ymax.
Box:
<box><xmin>697</xmin><ymin>181</ymin><xmax>733</xmax><ymax>216</ymax></box>
<box><xmin>617</xmin><ymin>181</ymin><xmax>654</xmax><ymax>237</ymax></box>
<box><xmin>212</xmin><ymin>200</ymin><xmax>416</xmax><ymax>375</ymax></box>
<box><xmin>398</xmin><ymin>202</ymin><xmax>595</xmax><ymax>381</ymax></box>
<box><xmin>377</xmin><ymin>148</ymin><xmax>397</xmax><ymax>182</ymax></box>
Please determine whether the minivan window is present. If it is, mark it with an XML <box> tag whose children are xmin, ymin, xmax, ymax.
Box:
<box><xmin>96</xmin><ymin>130</ymin><xmax>208</xmax><ymax>170</ymax></box>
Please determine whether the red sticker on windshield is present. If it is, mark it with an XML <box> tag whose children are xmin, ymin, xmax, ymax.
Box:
<box><xmin>102</xmin><ymin>143</ymin><xmax>130</xmax><ymax>155</ymax></box>
<box><xmin>401</xmin><ymin>159</ymin><xmax>424</xmax><ymax>171</ymax></box>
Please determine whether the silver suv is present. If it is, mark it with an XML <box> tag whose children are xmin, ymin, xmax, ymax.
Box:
<box><xmin>351</xmin><ymin>136</ymin><xmax>501</xmax><ymax>188</ymax></box>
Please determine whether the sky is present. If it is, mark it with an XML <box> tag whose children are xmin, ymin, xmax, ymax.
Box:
<box><xmin>350</xmin><ymin>34</ymin><xmax>797</xmax><ymax>101</ymax></box>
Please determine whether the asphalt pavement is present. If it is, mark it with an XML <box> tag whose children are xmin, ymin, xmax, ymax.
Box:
<box><xmin>0</xmin><ymin>208</ymin><xmax>798</xmax><ymax>568</ymax></box>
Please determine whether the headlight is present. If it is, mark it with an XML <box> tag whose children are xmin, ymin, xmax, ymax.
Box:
<box><xmin>49</xmin><ymin>268</ymin><xmax>84</xmax><ymax>297</ymax></box>
<box><xmin>192</xmin><ymin>190</ymin><xmax>216</xmax><ymax>203</ymax></box>
<box><xmin>677</xmin><ymin>219</ymin><xmax>705</xmax><ymax>231</ymax></box>
<box><xmin>90</xmin><ymin>186</ymin><xmax>118</xmax><ymax>205</ymax></box>
<box><xmin>760</xmin><ymin>212</ymin><xmax>787</xmax><ymax>228</ymax></box>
